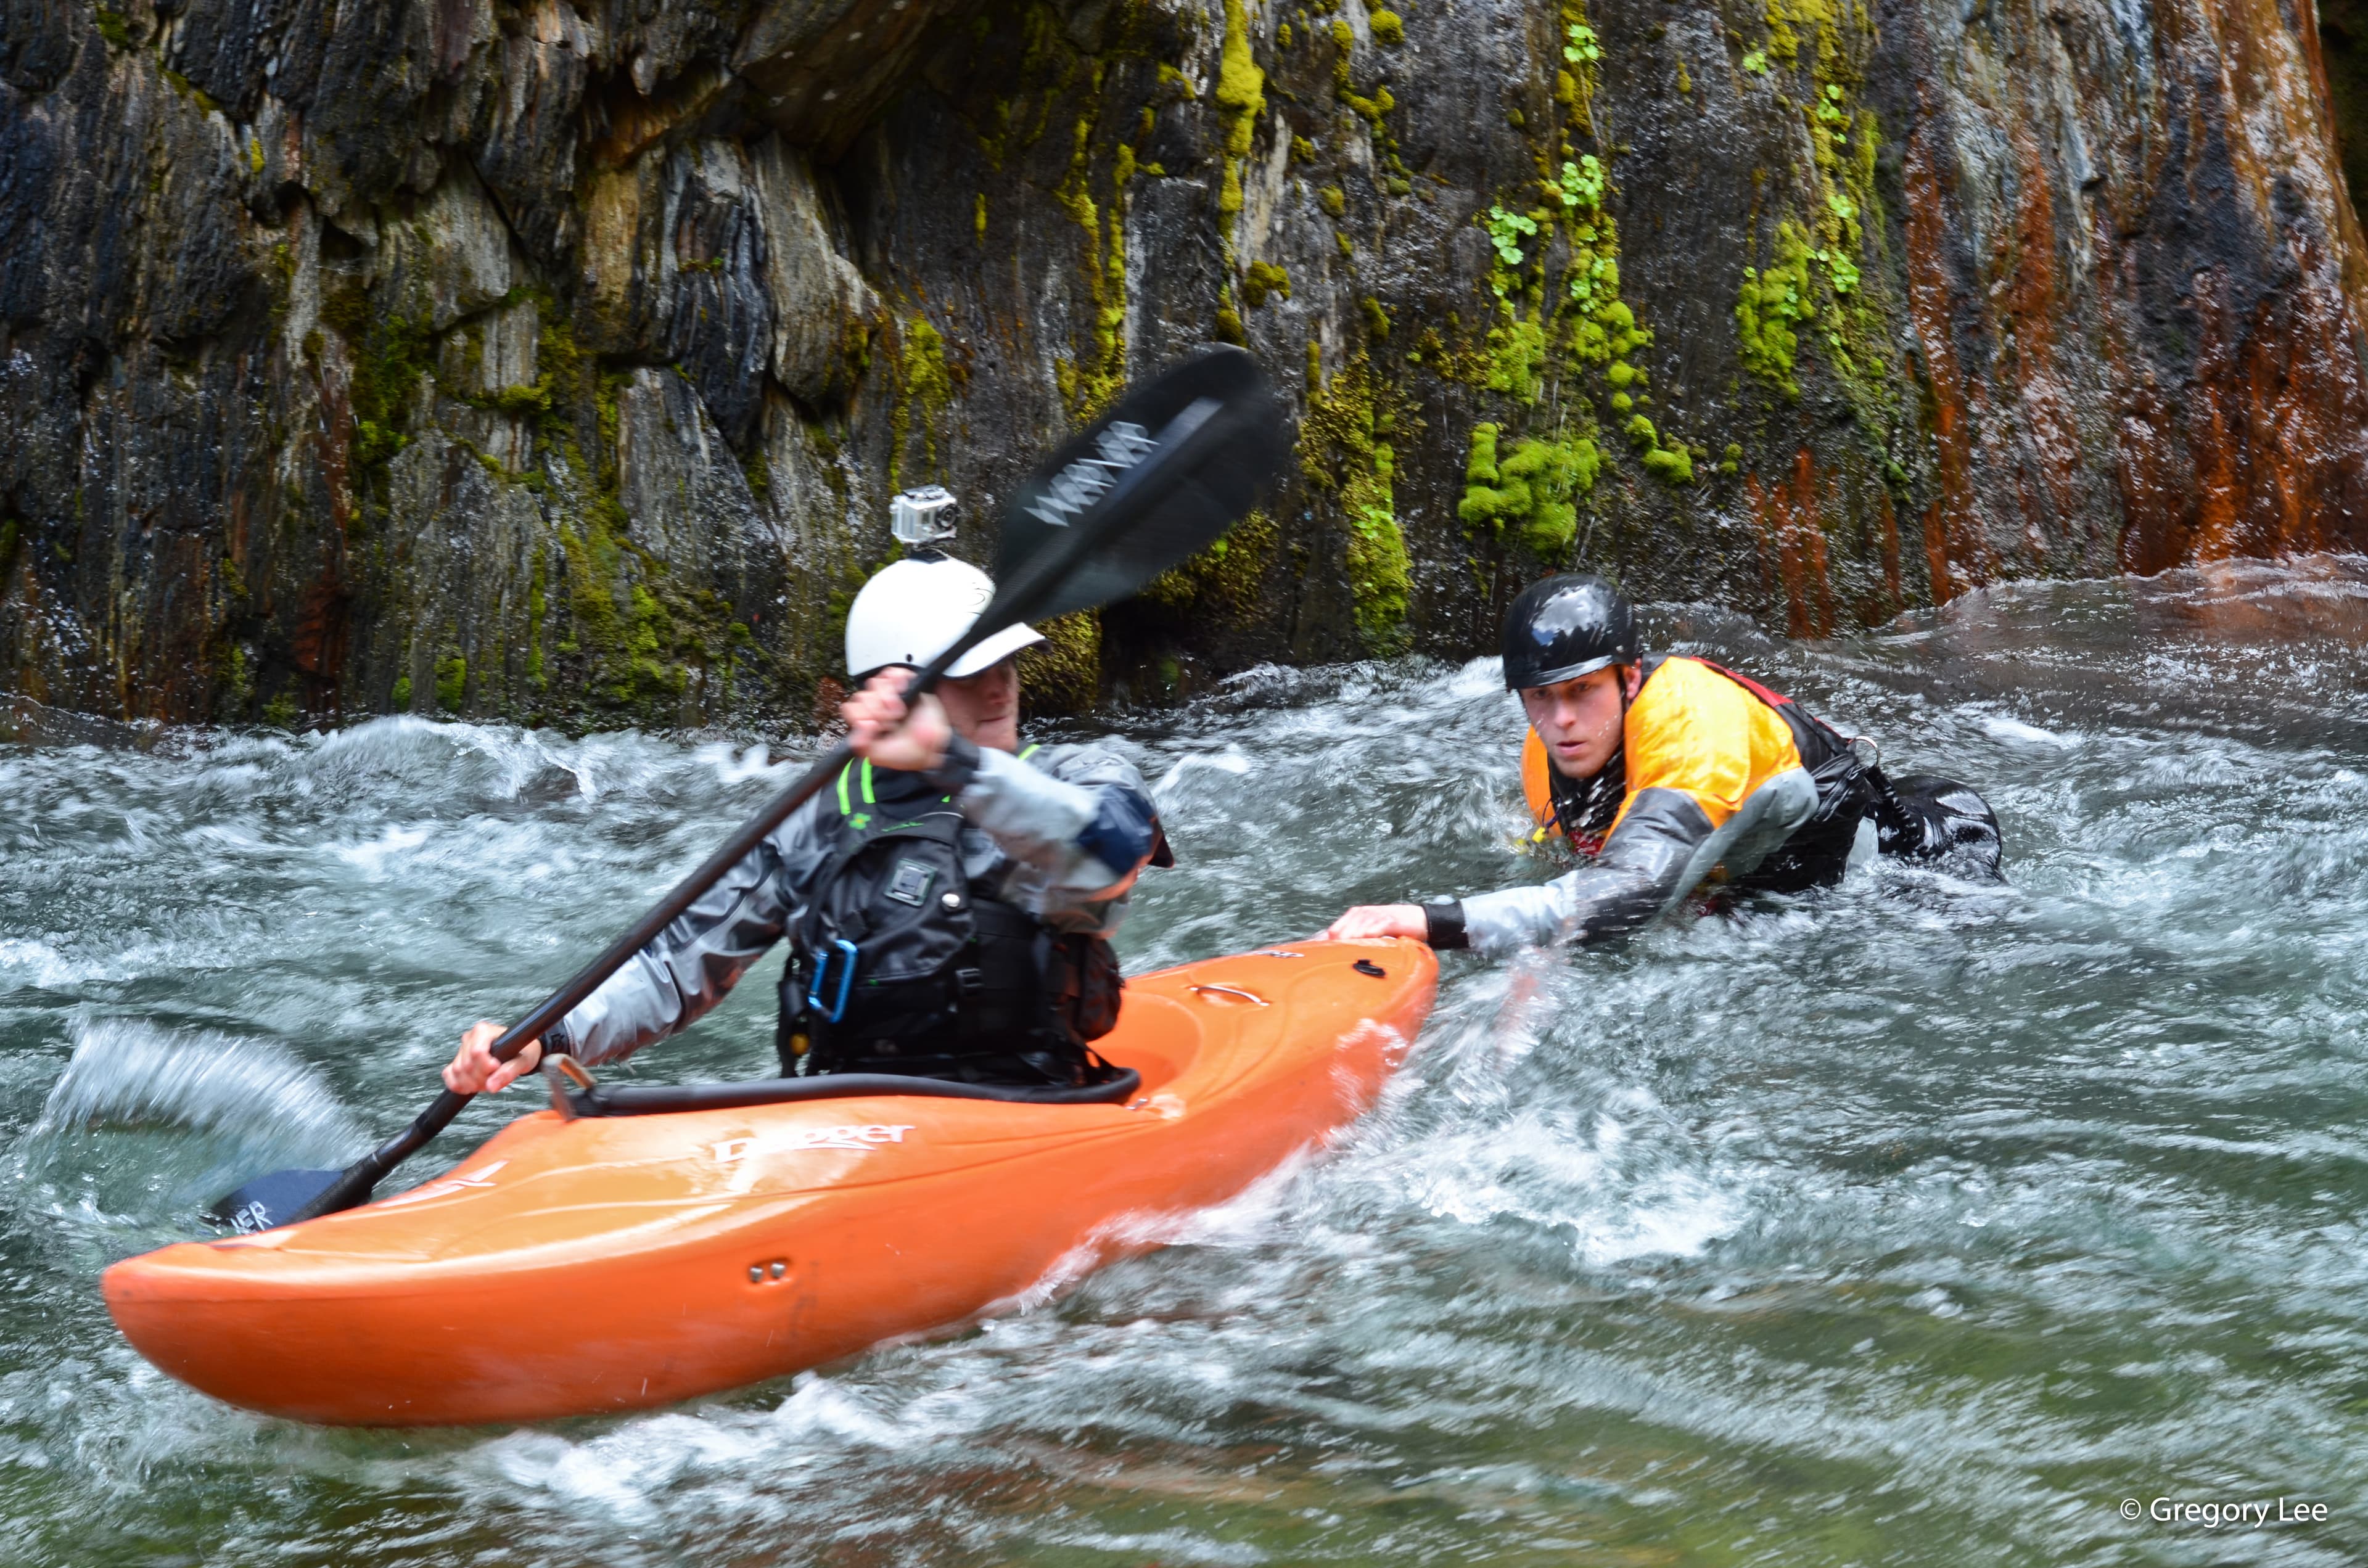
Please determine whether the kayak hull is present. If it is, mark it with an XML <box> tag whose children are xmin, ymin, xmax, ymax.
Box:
<box><xmin>102</xmin><ymin>938</ymin><xmax>1435</xmax><ymax>1426</ymax></box>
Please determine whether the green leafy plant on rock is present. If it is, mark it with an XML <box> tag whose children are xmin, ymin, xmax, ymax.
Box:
<box><xmin>1485</xmin><ymin>204</ymin><xmax>1539</xmax><ymax>277</ymax></box>
<box><xmin>1726</xmin><ymin>0</ymin><xmax>1909</xmax><ymax>448</ymax></box>
<box><xmin>1452</xmin><ymin>0</ymin><xmax>1696</xmax><ymax>503</ymax></box>
<box><xmin>1736</xmin><ymin>220</ymin><xmax>1815</xmax><ymax>397</ymax></box>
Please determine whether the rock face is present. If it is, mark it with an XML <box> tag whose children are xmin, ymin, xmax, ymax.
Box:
<box><xmin>4</xmin><ymin>0</ymin><xmax>2366</xmax><ymax>726</ymax></box>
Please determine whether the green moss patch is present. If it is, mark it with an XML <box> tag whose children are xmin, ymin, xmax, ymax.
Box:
<box><xmin>1216</xmin><ymin>0</ymin><xmax>1267</xmax><ymax>216</ymax></box>
<box><xmin>1301</xmin><ymin>356</ymin><xmax>1409</xmax><ymax>653</ymax></box>
<box><xmin>1458</xmin><ymin>423</ymin><xmax>1602</xmax><ymax>557</ymax></box>
<box><xmin>1017</xmin><ymin>610</ymin><xmax>1103</xmax><ymax>715</ymax></box>
<box><xmin>889</xmin><ymin>317</ymin><xmax>956</xmax><ymax>488</ymax></box>
<box><xmin>323</xmin><ymin>283</ymin><xmax>432</xmax><ymax>477</ymax></box>
<box><xmin>1243</xmin><ymin>261</ymin><xmax>1292</xmax><ymax>308</ymax></box>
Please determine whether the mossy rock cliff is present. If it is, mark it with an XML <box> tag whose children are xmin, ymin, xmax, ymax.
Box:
<box><xmin>5</xmin><ymin>0</ymin><xmax>2368</xmax><ymax>726</ymax></box>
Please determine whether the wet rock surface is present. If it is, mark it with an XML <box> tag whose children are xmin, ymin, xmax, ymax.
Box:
<box><xmin>3</xmin><ymin>0</ymin><xmax>2367</xmax><ymax>726</ymax></box>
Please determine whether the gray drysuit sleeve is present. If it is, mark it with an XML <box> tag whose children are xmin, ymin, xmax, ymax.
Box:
<box><xmin>544</xmin><ymin>741</ymin><xmax>1162</xmax><ymax>1065</ymax></box>
<box><xmin>1436</xmin><ymin>770</ymin><xmax>1818</xmax><ymax>954</ymax></box>
<box><xmin>931</xmin><ymin>737</ymin><xmax>1161</xmax><ymax>935</ymax></box>
<box><xmin>545</xmin><ymin>800</ymin><xmax>833</xmax><ymax>1068</ymax></box>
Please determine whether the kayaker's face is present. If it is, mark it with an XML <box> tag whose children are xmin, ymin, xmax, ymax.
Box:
<box><xmin>937</xmin><ymin>659</ymin><xmax>1022</xmax><ymax>752</ymax></box>
<box><xmin>1521</xmin><ymin>665</ymin><xmax>1634</xmax><ymax>779</ymax></box>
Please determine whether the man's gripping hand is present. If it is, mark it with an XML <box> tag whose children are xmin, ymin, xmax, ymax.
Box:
<box><xmin>444</xmin><ymin>1020</ymin><xmax>544</xmax><ymax>1094</ymax></box>
<box><xmin>1324</xmin><ymin>904</ymin><xmax>1429</xmax><ymax>942</ymax></box>
<box><xmin>843</xmin><ymin>670</ymin><xmax>953</xmax><ymax>773</ymax></box>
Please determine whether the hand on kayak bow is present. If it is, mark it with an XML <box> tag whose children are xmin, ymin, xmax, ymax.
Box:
<box><xmin>842</xmin><ymin>669</ymin><xmax>953</xmax><ymax>773</ymax></box>
<box><xmin>1325</xmin><ymin>904</ymin><xmax>1429</xmax><ymax>942</ymax></box>
<box><xmin>445</xmin><ymin>1020</ymin><xmax>543</xmax><ymax>1094</ymax></box>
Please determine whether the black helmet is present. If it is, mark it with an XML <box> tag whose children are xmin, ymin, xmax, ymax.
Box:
<box><xmin>1501</xmin><ymin>573</ymin><xmax>1638</xmax><ymax>691</ymax></box>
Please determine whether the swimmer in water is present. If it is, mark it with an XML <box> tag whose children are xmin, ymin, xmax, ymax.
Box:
<box><xmin>1326</xmin><ymin>573</ymin><xmax>2002</xmax><ymax>953</ymax></box>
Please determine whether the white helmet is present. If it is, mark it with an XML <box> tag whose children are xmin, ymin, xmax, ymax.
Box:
<box><xmin>844</xmin><ymin>556</ymin><xmax>1045</xmax><ymax>679</ymax></box>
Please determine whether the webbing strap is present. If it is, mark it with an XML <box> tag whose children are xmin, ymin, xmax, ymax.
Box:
<box><xmin>1692</xmin><ymin>656</ymin><xmax>1796</xmax><ymax>710</ymax></box>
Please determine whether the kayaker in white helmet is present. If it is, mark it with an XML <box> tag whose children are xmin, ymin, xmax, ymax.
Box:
<box><xmin>445</xmin><ymin>489</ymin><xmax>1169</xmax><ymax>1093</ymax></box>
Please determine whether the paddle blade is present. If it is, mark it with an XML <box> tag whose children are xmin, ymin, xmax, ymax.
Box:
<box><xmin>208</xmin><ymin>1167</ymin><xmax>349</xmax><ymax>1234</ymax></box>
<box><xmin>995</xmin><ymin>346</ymin><xmax>1285</xmax><ymax>623</ymax></box>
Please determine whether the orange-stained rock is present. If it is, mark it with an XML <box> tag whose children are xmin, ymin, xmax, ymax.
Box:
<box><xmin>6</xmin><ymin>0</ymin><xmax>2368</xmax><ymax>726</ymax></box>
<box><xmin>1896</xmin><ymin>0</ymin><xmax>2368</xmax><ymax>592</ymax></box>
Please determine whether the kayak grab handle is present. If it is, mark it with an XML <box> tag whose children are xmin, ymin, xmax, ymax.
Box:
<box><xmin>807</xmin><ymin>939</ymin><xmax>858</xmax><ymax>1023</ymax></box>
<box><xmin>1186</xmin><ymin>983</ymin><xmax>1268</xmax><ymax>1006</ymax></box>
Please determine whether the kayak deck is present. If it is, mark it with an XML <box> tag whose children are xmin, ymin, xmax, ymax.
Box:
<box><xmin>102</xmin><ymin>938</ymin><xmax>1436</xmax><ymax>1425</ymax></box>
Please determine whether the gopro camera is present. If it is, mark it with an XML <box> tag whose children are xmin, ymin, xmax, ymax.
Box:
<box><xmin>889</xmin><ymin>486</ymin><xmax>958</xmax><ymax>548</ymax></box>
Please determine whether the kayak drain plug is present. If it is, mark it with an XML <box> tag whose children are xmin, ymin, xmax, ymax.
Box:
<box><xmin>1352</xmin><ymin>959</ymin><xmax>1386</xmax><ymax>977</ymax></box>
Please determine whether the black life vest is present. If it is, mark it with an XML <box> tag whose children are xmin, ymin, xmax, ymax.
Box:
<box><xmin>1682</xmin><ymin>658</ymin><xmax>2008</xmax><ymax>885</ymax></box>
<box><xmin>777</xmin><ymin>755</ymin><xmax>1120</xmax><ymax>1085</ymax></box>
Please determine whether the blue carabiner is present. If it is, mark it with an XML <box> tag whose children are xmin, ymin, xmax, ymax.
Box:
<box><xmin>807</xmin><ymin>938</ymin><xmax>858</xmax><ymax>1023</ymax></box>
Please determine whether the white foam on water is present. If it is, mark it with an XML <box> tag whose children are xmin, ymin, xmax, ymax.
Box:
<box><xmin>25</xmin><ymin>1018</ymin><xmax>357</xmax><ymax>1153</ymax></box>
<box><xmin>9</xmin><ymin>564</ymin><xmax>2368</xmax><ymax>1563</ymax></box>
<box><xmin>1975</xmin><ymin>710</ymin><xmax>2080</xmax><ymax>748</ymax></box>
<box><xmin>12</xmin><ymin>1019</ymin><xmax>363</xmax><ymax>1233</ymax></box>
<box><xmin>332</xmin><ymin>823</ymin><xmax>432</xmax><ymax>876</ymax></box>
<box><xmin>694</xmin><ymin>739</ymin><xmax>797</xmax><ymax>787</ymax></box>
<box><xmin>0</xmin><ymin>939</ymin><xmax>90</xmax><ymax>991</ymax></box>
<box><xmin>1036</xmin><ymin>1527</ymin><xmax>1268</xmax><ymax>1565</ymax></box>
<box><xmin>1152</xmin><ymin>745</ymin><xmax>1254</xmax><ymax>802</ymax></box>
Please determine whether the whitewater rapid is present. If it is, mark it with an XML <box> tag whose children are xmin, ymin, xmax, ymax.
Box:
<box><xmin>3</xmin><ymin>559</ymin><xmax>2365</xmax><ymax>1566</ymax></box>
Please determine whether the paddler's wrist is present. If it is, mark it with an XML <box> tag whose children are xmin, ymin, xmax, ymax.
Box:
<box><xmin>922</xmin><ymin>733</ymin><xmax>984</xmax><ymax>794</ymax></box>
<box><xmin>1423</xmin><ymin>900</ymin><xmax>1468</xmax><ymax>950</ymax></box>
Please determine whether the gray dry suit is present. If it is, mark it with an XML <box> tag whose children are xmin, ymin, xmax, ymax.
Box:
<box><xmin>541</xmin><ymin>735</ymin><xmax>1161</xmax><ymax>1070</ymax></box>
<box><xmin>1443</xmin><ymin>771</ymin><xmax>1825</xmax><ymax>954</ymax></box>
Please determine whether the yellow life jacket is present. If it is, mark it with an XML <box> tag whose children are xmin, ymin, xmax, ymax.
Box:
<box><xmin>1523</xmin><ymin>655</ymin><xmax>1807</xmax><ymax>845</ymax></box>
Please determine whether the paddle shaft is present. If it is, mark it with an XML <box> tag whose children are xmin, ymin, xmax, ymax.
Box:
<box><xmin>288</xmin><ymin>393</ymin><xmax>1227</xmax><ymax>1223</ymax></box>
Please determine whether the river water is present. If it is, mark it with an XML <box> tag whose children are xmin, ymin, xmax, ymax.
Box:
<box><xmin>3</xmin><ymin>560</ymin><xmax>2366</xmax><ymax>1566</ymax></box>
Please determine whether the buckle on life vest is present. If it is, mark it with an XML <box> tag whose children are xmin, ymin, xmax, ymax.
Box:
<box><xmin>807</xmin><ymin>938</ymin><xmax>858</xmax><ymax>1023</ymax></box>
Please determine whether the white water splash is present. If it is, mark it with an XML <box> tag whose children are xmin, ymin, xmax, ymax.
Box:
<box><xmin>14</xmin><ymin>1019</ymin><xmax>363</xmax><ymax>1228</ymax></box>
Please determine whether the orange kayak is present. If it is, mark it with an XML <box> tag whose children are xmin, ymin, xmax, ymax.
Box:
<box><xmin>102</xmin><ymin>938</ymin><xmax>1436</xmax><ymax>1426</ymax></box>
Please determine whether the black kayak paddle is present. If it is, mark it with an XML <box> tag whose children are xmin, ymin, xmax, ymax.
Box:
<box><xmin>212</xmin><ymin>346</ymin><xmax>1285</xmax><ymax>1234</ymax></box>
